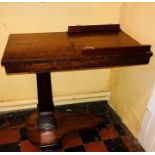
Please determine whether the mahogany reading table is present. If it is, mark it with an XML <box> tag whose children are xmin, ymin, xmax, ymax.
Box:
<box><xmin>1</xmin><ymin>24</ymin><xmax>153</xmax><ymax>149</ymax></box>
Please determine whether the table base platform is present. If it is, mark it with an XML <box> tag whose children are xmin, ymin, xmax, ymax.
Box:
<box><xmin>26</xmin><ymin>111</ymin><xmax>103</xmax><ymax>148</ymax></box>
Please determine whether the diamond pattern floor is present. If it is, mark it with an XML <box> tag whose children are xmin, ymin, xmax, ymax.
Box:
<box><xmin>0</xmin><ymin>101</ymin><xmax>144</xmax><ymax>152</ymax></box>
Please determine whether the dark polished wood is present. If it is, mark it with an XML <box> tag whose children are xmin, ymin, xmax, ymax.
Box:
<box><xmin>36</xmin><ymin>72</ymin><xmax>57</xmax><ymax>132</ymax></box>
<box><xmin>1</xmin><ymin>24</ymin><xmax>153</xmax><ymax>73</ymax></box>
<box><xmin>27</xmin><ymin>111</ymin><xmax>103</xmax><ymax>146</ymax></box>
<box><xmin>1</xmin><ymin>24</ymin><xmax>153</xmax><ymax>148</ymax></box>
<box><xmin>81</xmin><ymin>45</ymin><xmax>151</xmax><ymax>55</ymax></box>
<box><xmin>68</xmin><ymin>24</ymin><xmax>121</xmax><ymax>32</ymax></box>
<box><xmin>36</xmin><ymin>73</ymin><xmax>54</xmax><ymax>113</ymax></box>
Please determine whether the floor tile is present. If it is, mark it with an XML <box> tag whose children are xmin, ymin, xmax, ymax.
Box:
<box><xmin>64</xmin><ymin>145</ymin><xmax>85</xmax><ymax>152</ymax></box>
<box><xmin>20</xmin><ymin>127</ymin><xmax>27</xmax><ymax>141</ymax></box>
<box><xmin>62</xmin><ymin>131</ymin><xmax>83</xmax><ymax>148</ymax></box>
<box><xmin>113</xmin><ymin>123</ymin><xmax>126</xmax><ymax>136</ymax></box>
<box><xmin>0</xmin><ymin>117</ymin><xmax>7</xmax><ymax>129</ymax></box>
<box><xmin>106</xmin><ymin>110</ymin><xmax>121</xmax><ymax>124</ymax></box>
<box><xmin>97</xmin><ymin>123</ymin><xmax>107</xmax><ymax>129</ymax></box>
<box><xmin>79</xmin><ymin>128</ymin><xmax>101</xmax><ymax>144</ymax></box>
<box><xmin>0</xmin><ymin>101</ymin><xmax>144</xmax><ymax>152</ymax></box>
<box><xmin>97</xmin><ymin>115</ymin><xmax>111</xmax><ymax>129</ymax></box>
<box><xmin>0</xmin><ymin>129</ymin><xmax>20</xmax><ymax>144</ymax></box>
<box><xmin>99</xmin><ymin>126</ymin><xmax>118</xmax><ymax>141</ymax></box>
<box><xmin>104</xmin><ymin>137</ymin><xmax>129</xmax><ymax>152</ymax></box>
<box><xmin>20</xmin><ymin>140</ymin><xmax>41</xmax><ymax>152</ymax></box>
<box><xmin>121</xmin><ymin>136</ymin><xmax>137</xmax><ymax>152</ymax></box>
<box><xmin>84</xmin><ymin>141</ymin><xmax>108</xmax><ymax>152</ymax></box>
<box><xmin>0</xmin><ymin>142</ymin><xmax>20</xmax><ymax>152</ymax></box>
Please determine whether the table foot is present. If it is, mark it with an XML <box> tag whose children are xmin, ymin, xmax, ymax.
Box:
<box><xmin>40</xmin><ymin>142</ymin><xmax>62</xmax><ymax>152</ymax></box>
<box><xmin>26</xmin><ymin>111</ymin><xmax>103</xmax><ymax>147</ymax></box>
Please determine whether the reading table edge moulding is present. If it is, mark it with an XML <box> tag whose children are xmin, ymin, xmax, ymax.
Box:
<box><xmin>1</xmin><ymin>24</ymin><xmax>153</xmax><ymax>150</ymax></box>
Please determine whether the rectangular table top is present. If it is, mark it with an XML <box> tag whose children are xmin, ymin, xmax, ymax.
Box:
<box><xmin>1</xmin><ymin>24</ymin><xmax>153</xmax><ymax>74</ymax></box>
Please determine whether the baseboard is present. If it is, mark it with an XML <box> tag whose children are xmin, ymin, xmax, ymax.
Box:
<box><xmin>0</xmin><ymin>91</ymin><xmax>110</xmax><ymax>112</ymax></box>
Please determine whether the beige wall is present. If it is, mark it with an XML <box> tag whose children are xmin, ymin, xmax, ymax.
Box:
<box><xmin>109</xmin><ymin>3</ymin><xmax>155</xmax><ymax>137</ymax></box>
<box><xmin>0</xmin><ymin>3</ymin><xmax>121</xmax><ymax>107</ymax></box>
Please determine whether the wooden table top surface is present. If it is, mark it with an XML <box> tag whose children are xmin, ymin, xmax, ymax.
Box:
<box><xmin>2</xmin><ymin>31</ymin><xmax>140</xmax><ymax>63</ymax></box>
<box><xmin>1</xmin><ymin>24</ymin><xmax>152</xmax><ymax>74</ymax></box>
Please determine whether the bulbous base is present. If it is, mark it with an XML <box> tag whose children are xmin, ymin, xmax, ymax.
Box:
<box><xmin>26</xmin><ymin>111</ymin><xmax>103</xmax><ymax>147</ymax></box>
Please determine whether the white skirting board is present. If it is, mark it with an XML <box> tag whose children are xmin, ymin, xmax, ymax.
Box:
<box><xmin>0</xmin><ymin>91</ymin><xmax>110</xmax><ymax>113</ymax></box>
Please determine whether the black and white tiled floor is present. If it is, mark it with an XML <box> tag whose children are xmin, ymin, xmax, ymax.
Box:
<box><xmin>0</xmin><ymin>101</ymin><xmax>144</xmax><ymax>152</ymax></box>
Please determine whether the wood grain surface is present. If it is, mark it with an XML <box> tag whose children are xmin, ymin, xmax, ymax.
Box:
<box><xmin>1</xmin><ymin>24</ymin><xmax>152</xmax><ymax>73</ymax></box>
